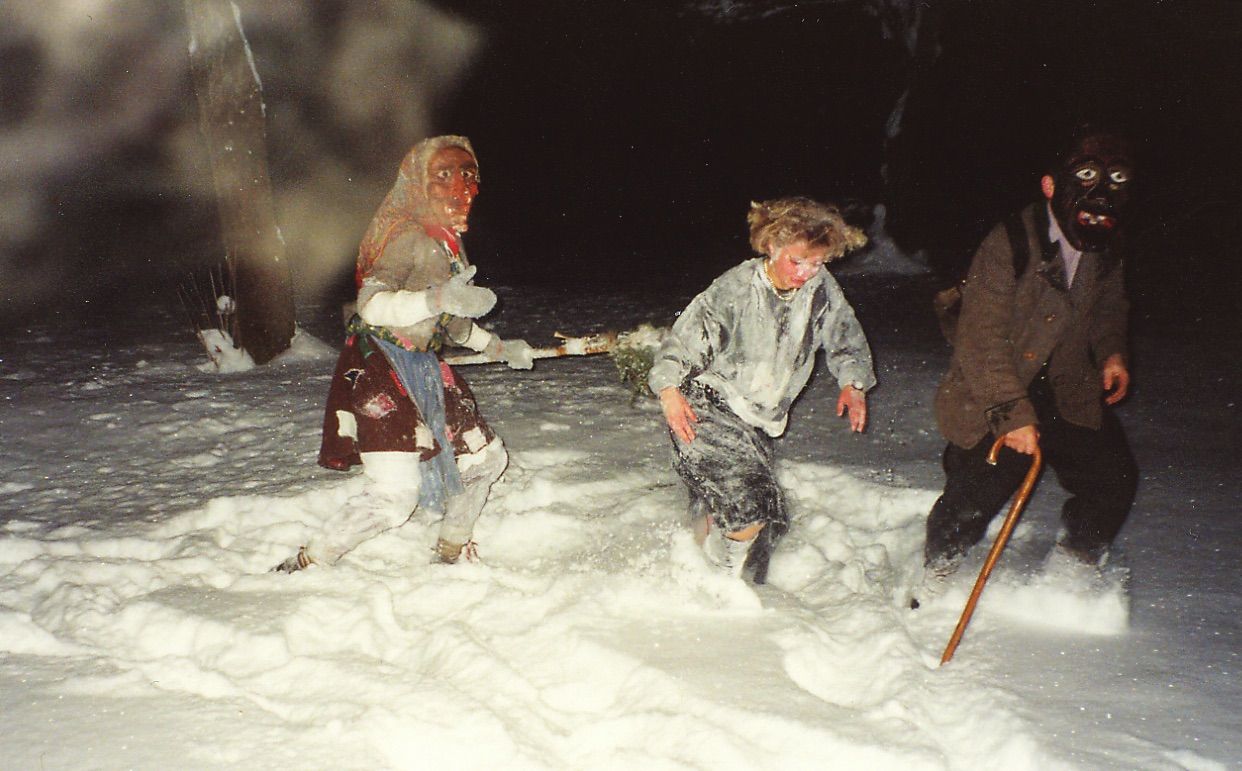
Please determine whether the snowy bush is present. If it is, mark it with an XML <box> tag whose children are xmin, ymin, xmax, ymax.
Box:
<box><xmin>610</xmin><ymin>323</ymin><xmax>668</xmax><ymax>401</ymax></box>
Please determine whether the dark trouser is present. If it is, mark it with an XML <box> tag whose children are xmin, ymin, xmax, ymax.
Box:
<box><xmin>924</xmin><ymin>372</ymin><xmax>1137</xmax><ymax>567</ymax></box>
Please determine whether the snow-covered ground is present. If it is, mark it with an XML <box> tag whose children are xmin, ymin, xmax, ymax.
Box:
<box><xmin>0</xmin><ymin>276</ymin><xmax>1236</xmax><ymax>770</ymax></box>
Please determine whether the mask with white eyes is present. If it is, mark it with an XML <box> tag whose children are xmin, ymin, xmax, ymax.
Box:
<box><xmin>425</xmin><ymin>146</ymin><xmax>480</xmax><ymax>233</ymax></box>
<box><xmin>1046</xmin><ymin>132</ymin><xmax>1134</xmax><ymax>252</ymax></box>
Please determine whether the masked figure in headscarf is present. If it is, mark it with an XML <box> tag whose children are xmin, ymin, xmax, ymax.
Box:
<box><xmin>924</xmin><ymin>126</ymin><xmax>1139</xmax><ymax>576</ymax></box>
<box><xmin>274</xmin><ymin>136</ymin><xmax>534</xmax><ymax>572</ymax></box>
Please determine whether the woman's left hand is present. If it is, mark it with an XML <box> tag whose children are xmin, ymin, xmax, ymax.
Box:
<box><xmin>660</xmin><ymin>387</ymin><xmax>698</xmax><ymax>443</ymax></box>
<box><xmin>836</xmin><ymin>385</ymin><xmax>867</xmax><ymax>433</ymax></box>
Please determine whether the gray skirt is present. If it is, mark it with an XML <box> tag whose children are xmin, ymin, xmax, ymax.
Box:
<box><xmin>669</xmin><ymin>380</ymin><xmax>788</xmax><ymax>534</ymax></box>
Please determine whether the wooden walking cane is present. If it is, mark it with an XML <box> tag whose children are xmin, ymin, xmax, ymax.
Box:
<box><xmin>939</xmin><ymin>436</ymin><xmax>1043</xmax><ymax>665</ymax></box>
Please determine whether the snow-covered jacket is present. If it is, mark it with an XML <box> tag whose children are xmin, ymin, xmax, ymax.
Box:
<box><xmin>935</xmin><ymin>203</ymin><xmax>1129</xmax><ymax>448</ymax></box>
<box><xmin>648</xmin><ymin>258</ymin><xmax>876</xmax><ymax>437</ymax></box>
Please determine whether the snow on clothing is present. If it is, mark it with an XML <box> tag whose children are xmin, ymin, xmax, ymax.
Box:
<box><xmin>648</xmin><ymin>258</ymin><xmax>877</xmax><ymax>438</ymax></box>
<box><xmin>650</xmin><ymin>258</ymin><xmax>876</xmax><ymax>535</ymax></box>
<box><xmin>310</xmin><ymin>138</ymin><xmax>507</xmax><ymax>564</ymax></box>
<box><xmin>926</xmin><ymin>202</ymin><xmax>1136</xmax><ymax>565</ymax></box>
<box><xmin>307</xmin><ymin>441</ymin><xmax>508</xmax><ymax>566</ymax></box>
<box><xmin>672</xmin><ymin>380</ymin><xmax>786</xmax><ymax>534</ymax></box>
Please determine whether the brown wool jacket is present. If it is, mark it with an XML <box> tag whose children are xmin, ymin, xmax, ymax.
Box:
<box><xmin>935</xmin><ymin>203</ymin><xmax>1129</xmax><ymax>449</ymax></box>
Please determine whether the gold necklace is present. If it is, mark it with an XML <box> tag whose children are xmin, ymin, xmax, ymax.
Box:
<box><xmin>763</xmin><ymin>260</ymin><xmax>797</xmax><ymax>301</ymax></box>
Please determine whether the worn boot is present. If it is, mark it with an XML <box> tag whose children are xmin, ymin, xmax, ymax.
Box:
<box><xmin>925</xmin><ymin>553</ymin><xmax>963</xmax><ymax>580</ymax></box>
<box><xmin>434</xmin><ymin>538</ymin><xmax>479</xmax><ymax>565</ymax></box>
<box><xmin>271</xmin><ymin>546</ymin><xmax>315</xmax><ymax>574</ymax></box>
<box><xmin>909</xmin><ymin>552</ymin><xmax>963</xmax><ymax>609</ymax></box>
<box><xmin>1055</xmin><ymin>538</ymin><xmax>1108</xmax><ymax>567</ymax></box>
<box><xmin>703</xmin><ymin>528</ymin><xmax>755</xmax><ymax>578</ymax></box>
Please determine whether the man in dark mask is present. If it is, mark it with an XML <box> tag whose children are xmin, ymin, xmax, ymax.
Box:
<box><xmin>1046</xmin><ymin>132</ymin><xmax>1134</xmax><ymax>253</ymax></box>
<box><xmin>922</xmin><ymin>126</ymin><xmax>1139</xmax><ymax>579</ymax></box>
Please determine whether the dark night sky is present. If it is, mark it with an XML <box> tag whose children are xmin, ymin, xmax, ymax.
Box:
<box><xmin>433</xmin><ymin>0</ymin><xmax>1242</xmax><ymax>324</ymax></box>
<box><xmin>1</xmin><ymin>0</ymin><xmax>1239</xmax><ymax>327</ymax></box>
<box><xmin>442</xmin><ymin>1</ymin><xmax>898</xmax><ymax>288</ymax></box>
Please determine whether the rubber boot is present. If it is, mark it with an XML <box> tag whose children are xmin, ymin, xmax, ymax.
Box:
<box><xmin>703</xmin><ymin>528</ymin><xmax>756</xmax><ymax>578</ymax></box>
<box><xmin>434</xmin><ymin>538</ymin><xmax>478</xmax><ymax>565</ymax></box>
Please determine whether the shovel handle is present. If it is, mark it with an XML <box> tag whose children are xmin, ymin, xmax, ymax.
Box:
<box><xmin>940</xmin><ymin>436</ymin><xmax>1042</xmax><ymax>665</ymax></box>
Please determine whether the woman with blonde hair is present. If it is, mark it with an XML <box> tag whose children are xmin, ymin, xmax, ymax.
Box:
<box><xmin>649</xmin><ymin>197</ymin><xmax>876</xmax><ymax>582</ymax></box>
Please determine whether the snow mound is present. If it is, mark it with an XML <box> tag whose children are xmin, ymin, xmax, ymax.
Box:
<box><xmin>193</xmin><ymin>326</ymin><xmax>334</xmax><ymax>374</ymax></box>
<box><xmin>0</xmin><ymin>450</ymin><xmax>1077</xmax><ymax>769</ymax></box>
<box><xmin>275</xmin><ymin>326</ymin><xmax>338</xmax><ymax>362</ymax></box>
<box><xmin>3</xmin><ymin>282</ymin><xmax>1233</xmax><ymax>768</ymax></box>
<box><xmin>667</xmin><ymin>530</ymin><xmax>763</xmax><ymax>611</ymax></box>
<box><xmin>913</xmin><ymin>547</ymin><xmax>1130</xmax><ymax>636</ymax></box>
<box><xmin>195</xmin><ymin>328</ymin><xmax>256</xmax><ymax>373</ymax></box>
<box><xmin>836</xmin><ymin>205</ymin><xmax>930</xmax><ymax>277</ymax></box>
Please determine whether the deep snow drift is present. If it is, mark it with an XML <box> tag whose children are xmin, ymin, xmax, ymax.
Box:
<box><xmin>0</xmin><ymin>277</ymin><xmax>1236</xmax><ymax>770</ymax></box>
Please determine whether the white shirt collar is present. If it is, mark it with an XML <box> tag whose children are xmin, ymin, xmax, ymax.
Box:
<box><xmin>1046</xmin><ymin>201</ymin><xmax>1082</xmax><ymax>287</ymax></box>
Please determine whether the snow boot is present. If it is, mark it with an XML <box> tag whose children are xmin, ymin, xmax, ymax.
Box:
<box><xmin>1054</xmin><ymin>539</ymin><xmax>1108</xmax><ymax>568</ymax></box>
<box><xmin>926</xmin><ymin>554</ymin><xmax>963</xmax><ymax>580</ymax></box>
<box><xmin>909</xmin><ymin>556</ymin><xmax>960</xmax><ymax>609</ymax></box>
<box><xmin>703</xmin><ymin>528</ymin><xmax>755</xmax><ymax>579</ymax></box>
<box><xmin>271</xmin><ymin>546</ymin><xmax>314</xmax><ymax>574</ymax></box>
<box><xmin>434</xmin><ymin>538</ymin><xmax>479</xmax><ymax>565</ymax></box>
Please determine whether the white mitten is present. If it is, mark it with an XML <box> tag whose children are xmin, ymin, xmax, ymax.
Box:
<box><xmin>430</xmin><ymin>266</ymin><xmax>496</xmax><ymax>319</ymax></box>
<box><xmin>484</xmin><ymin>336</ymin><xmax>535</xmax><ymax>370</ymax></box>
<box><xmin>359</xmin><ymin>266</ymin><xmax>495</xmax><ymax>327</ymax></box>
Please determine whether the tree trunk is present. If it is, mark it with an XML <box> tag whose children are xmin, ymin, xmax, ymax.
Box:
<box><xmin>873</xmin><ymin>0</ymin><xmax>945</xmax><ymax>252</ymax></box>
<box><xmin>185</xmin><ymin>0</ymin><xmax>294</xmax><ymax>365</ymax></box>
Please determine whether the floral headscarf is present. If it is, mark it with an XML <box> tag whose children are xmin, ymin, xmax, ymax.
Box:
<box><xmin>355</xmin><ymin>135</ymin><xmax>477</xmax><ymax>287</ymax></box>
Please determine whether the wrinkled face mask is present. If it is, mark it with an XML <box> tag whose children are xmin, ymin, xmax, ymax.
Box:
<box><xmin>425</xmin><ymin>146</ymin><xmax>480</xmax><ymax>233</ymax></box>
<box><xmin>1050</xmin><ymin>135</ymin><xmax>1134</xmax><ymax>252</ymax></box>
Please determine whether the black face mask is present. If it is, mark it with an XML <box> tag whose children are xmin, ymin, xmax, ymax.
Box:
<box><xmin>1050</xmin><ymin>135</ymin><xmax>1134</xmax><ymax>252</ymax></box>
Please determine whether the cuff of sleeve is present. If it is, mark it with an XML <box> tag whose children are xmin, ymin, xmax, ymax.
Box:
<box><xmin>839</xmin><ymin>374</ymin><xmax>876</xmax><ymax>393</ymax></box>
<box><xmin>462</xmin><ymin>324</ymin><xmax>494</xmax><ymax>352</ymax></box>
<box><xmin>1094</xmin><ymin>339</ymin><xmax>1127</xmax><ymax>366</ymax></box>
<box><xmin>359</xmin><ymin>290</ymin><xmax>434</xmax><ymax>327</ymax></box>
<box><xmin>647</xmin><ymin>359</ymin><xmax>685</xmax><ymax>395</ymax></box>
<box><xmin>834</xmin><ymin>365</ymin><xmax>874</xmax><ymax>389</ymax></box>
<box><xmin>985</xmin><ymin>397</ymin><xmax>1038</xmax><ymax>437</ymax></box>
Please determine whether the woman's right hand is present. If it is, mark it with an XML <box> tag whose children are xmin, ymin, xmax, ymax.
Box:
<box><xmin>659</xmin><ymin>387</ymin><xmax>698</xmax><ymax>443</ymax></box>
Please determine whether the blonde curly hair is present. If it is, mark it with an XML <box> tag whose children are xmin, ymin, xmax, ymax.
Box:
<box><xmin>746</xmin><ymin>197</ymin><xmax>867</xmax><ymax>261</ymax></box>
